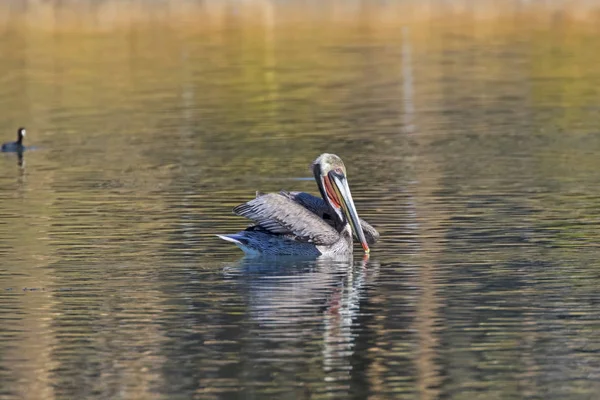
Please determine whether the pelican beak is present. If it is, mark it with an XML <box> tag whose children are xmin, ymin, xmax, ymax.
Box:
<box><xmin>329</xmin><ymin>171</ymin><xmax>370</xmax><ymax>254</ymax></box>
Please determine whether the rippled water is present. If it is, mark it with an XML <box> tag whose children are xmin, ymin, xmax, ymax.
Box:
<box><xmin>1</xmin><ymin>3</ymin><xmax>600</xmax><ymax>399</ymax></box>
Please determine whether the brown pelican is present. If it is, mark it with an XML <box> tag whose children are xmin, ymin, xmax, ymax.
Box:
<box><xmin>218</xmin><ymin>153</ymin><xmax>379</xmax><ymax>257</ymax></box>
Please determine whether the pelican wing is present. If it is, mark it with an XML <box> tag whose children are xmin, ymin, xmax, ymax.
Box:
<box><xmin>281</xmin><ymin>191</ymin><xmax>380</xmax><ymax>245</ymax></box>
<box><xmin>233</xmin><ymin>193</ymin><xmax>341</xmax><ymax>245</ymax></box>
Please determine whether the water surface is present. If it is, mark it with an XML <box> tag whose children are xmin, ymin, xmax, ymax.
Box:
<box><xmin>0</xmin><ymin>3</ymin><xmax>599</xmax><ymax>399</ymax></box>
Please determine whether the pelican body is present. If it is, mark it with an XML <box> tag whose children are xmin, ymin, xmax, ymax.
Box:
<box><xmin>218</xmin><ymin>153</ymin><xmax>378</xmax><ymax>257</ymax></box>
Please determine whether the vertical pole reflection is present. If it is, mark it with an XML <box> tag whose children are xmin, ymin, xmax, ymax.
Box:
<box><xmin>402</xmin><ymin>24</ymin><xmax>443</xmax><ymax>400</ymax></box>
<box><xmin>402</xmin><ymin>27</ymin><xmax>415</xmax><ymax>135</ymax></box>
<box><xmin>262</xmin><ymin>0</ymin><xmax>277</xmax><ymax>113</ymax></box>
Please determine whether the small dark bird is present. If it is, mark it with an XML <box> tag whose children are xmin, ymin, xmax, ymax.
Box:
<box><xmin>1</xmin><ymin>127</ymin><xmax>26</xmax><ymax>152</ymax></box>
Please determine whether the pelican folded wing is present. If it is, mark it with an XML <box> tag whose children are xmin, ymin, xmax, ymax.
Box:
<box><xmin>233</xmin><ymin>193</ymin><xmax>341</xmax><ymax>245</ymax></box>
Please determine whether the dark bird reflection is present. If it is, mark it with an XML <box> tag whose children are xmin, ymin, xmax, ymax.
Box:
<box><xmin>17</xmin><ymin>151</ymin><xmax>25</xmax><ymax>168</ymax></box>
<box><xmin>1</xmin><ymin>147</ymin><xmax>25</xmax><ymax>168</ymax></box>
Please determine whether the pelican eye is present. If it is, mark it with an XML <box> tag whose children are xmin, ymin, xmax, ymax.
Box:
<box><xmin>334</xmin><ymin>167</ymin><xmax>344</xmax><ymax>175</ymax></box>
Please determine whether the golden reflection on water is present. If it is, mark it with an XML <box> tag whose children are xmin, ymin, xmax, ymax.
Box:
<box><xmin>1</xmin><ymin>1</ymin><xmax>600</xmax><ymax>399</ymax></box>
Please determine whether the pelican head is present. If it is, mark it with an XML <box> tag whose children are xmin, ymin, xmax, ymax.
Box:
<box><xmin>312</xmin><ymin>153</ymin><xmax>370</xmax><ymax>253</ymax></box>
